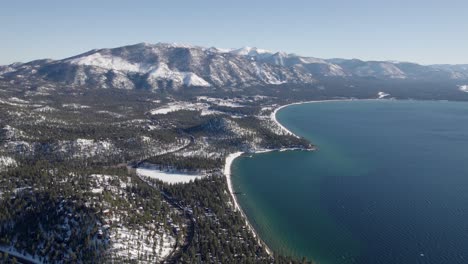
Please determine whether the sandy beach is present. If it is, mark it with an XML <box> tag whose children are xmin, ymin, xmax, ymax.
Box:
<box><xmin>223</xmin><ymin>152</ymin><xmax>244</xmax><ymax>211</ymax></box>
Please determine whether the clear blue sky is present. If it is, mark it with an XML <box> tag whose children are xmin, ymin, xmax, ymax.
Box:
<box><xmin>2</xmin><ymin>0</ymin><xmax>467</xmax><ymax>65</ymax></box>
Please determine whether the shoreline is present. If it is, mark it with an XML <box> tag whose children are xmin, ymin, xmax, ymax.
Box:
<box><xmin>224</xmin><ymin>151</ymin><xmax>274</xmax><ymax>255</ymax></box>
<box><xmin>224</xmin><ymin>98</ymin><xmax>372</xmax><ymax>258</ymax></box>
<box><xmin>224</xmin><ymin>98</ymin><xmax>468</xmax><ymax>262</ymax></box>
<box><xmin>223</xmin><ymin>152</ymin><xmax>244</xmax><ymax>212</ymax></box>
<box><xmin>224</xmin><ymin>148</ymin><xmax>314</xmax><ymax>211</ymax></box>
<box><xmin>270</xmin><ymin>98</ymin><xmax>366</xmax><ymax>138</ymax></box>
<box><xmin>223</xmin><ymin>148</ymin><xmax>313</xmax><ymax>256</ymax></box>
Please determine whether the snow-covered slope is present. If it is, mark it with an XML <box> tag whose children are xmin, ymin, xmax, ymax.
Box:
<box><xmin>147</xmin><ymin>63</ymin><xmax>210</xmax><ymax>88</ymax></box>
<box><xmin>68</xmin><ymin>52</ymin><xmax>147</xmax><ymax>72</ymax></box>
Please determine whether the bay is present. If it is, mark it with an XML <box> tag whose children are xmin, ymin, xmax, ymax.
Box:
<box><xmin>231</xmin><ymin>100</ymin><xmax>468</xmax><ymax>264</ymax></box>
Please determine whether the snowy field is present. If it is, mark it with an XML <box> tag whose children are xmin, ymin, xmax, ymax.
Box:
<box><xmin>137</xmin><ymin>165</ymin><xmax>204</xmax><ymax>184</ymax></box>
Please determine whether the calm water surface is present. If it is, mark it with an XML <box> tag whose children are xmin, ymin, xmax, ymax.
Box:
<box><xmin>231</xmin><ymin>100</ymin><xmax>468</xmax><ymax>264</ymax></box>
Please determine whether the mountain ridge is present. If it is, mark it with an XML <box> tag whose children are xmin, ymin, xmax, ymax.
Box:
<box><xmin>1</xmin><ymin>42</ymin><xmax>467</xmax><ymax>90</ymax></box>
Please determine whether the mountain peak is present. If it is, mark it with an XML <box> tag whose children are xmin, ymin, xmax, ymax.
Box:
<box><xmin>154</xmin><ymin>42</ymin><xmax>202</xmax><ymax>49</ymax></box>
<box><xmin>230</xmin><ymin>46</ymin><xmax>273</xmax><ymax>56</ymax></box>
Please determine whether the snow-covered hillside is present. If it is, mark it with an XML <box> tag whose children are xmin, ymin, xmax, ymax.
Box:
<box><xmin>4</xmin><ymin>42</ymin><xmax>465</xmax><ymax>91</ymax></box>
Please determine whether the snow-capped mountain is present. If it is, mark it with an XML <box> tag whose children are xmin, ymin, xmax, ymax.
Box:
<box><xmin>1</xmin><ymin>42</ymin><xmax>467</xmax><ymax>90</ymax></box>
<box><xmin>0</xmin><ymin>43</ymin><xmax>315</xmax><ymax>89</ymax></box>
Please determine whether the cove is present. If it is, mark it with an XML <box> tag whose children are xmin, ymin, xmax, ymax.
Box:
<box><xmin>231</xmin><ymin>100</ymin><xmax>468</xmax><ymax>264</ymax></box>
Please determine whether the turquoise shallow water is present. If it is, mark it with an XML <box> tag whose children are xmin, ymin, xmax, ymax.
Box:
<box><xmin>231</xmin><ymin>100</ymin><xmax>468</xmax><ymax>264</ymax></box>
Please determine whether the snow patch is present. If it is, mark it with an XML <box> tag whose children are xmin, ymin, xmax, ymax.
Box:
<box><xmin>96</xmin><ymin>110</ymin><xmax>124</xmax><ymax>118</ymax></box>
<box><xmin>0</xmin><ymin>99</ymin><xmax>28</xmax><ymax>107</ymax></box>
<box><xmin>58</xmin><ymin>139</ymin><xmax>117</xmax><ymax>158</ymax></box>
<box><xmin>34</xmin><ymin>106</ymin><xmax>57</xmax><ymax>113</ymax></box>
<box><xmin>183</xmin><ymin>73</ymin><xmax>211</xmax><ymax>87</ymax></box>
<box><xmin>196</xmin><ymin>96</ymin><xmax>245</xmax><ymax>108</ymax></box>
<box><xmin>253</xmin><ymin>63</ymin><xmax>285</xmax><ymax>85</ymax></box>
<box><xmin>2</xmin><ymin>125</ymin><xmax>25</xmax><ymax>140</ymax></box>
<box><xmin>0</xmin><ymin>156</ymin><xmax>17</xmax><ymax>170</ymax></box>
<box><xmin>378</xmin><ymin>91</ymin><xmax>390</xmax><ymax>99</ymax></box>
<box><xmin>148</xmin><ymin>63</ymin><xmax>210</xmax><ymax>87</ymax></box>
<box><xmin>4</xmin><ymin>141</ymin><xmax>33</xmax><ymax>154</ymax></box>
<box><xmin>137</xmin><ymin>164</ymin><xmax>204</xmax><ymax>184</ymax></box>
<box><xmin>9</xmin><ymin>97</ymin><xmax>30</xmax><ymax>104</ymax></box>
<box><xmin>379</xmin><ymin>63</ymin><xmax>406</xmax><ymax>78</ymax></box>
<box><xmin>62</xmin><ymin>103</ymin><xmax>90</xmax><ymax>110</ymax></box>
<box><xmin>68</xmin><ymin>52</ymin><xmax>147</xmax><ymax>73</ymax></box>
<box><xmin>149</xmin><ymin>101</ymin><xmax>218</xmax><ymax>116</ymax></box>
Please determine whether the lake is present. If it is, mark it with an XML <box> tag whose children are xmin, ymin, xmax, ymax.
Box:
<box><xmin>231</xmin><ymin>100</ymin><xmax>468</xmax><ymax>264</ymax></box>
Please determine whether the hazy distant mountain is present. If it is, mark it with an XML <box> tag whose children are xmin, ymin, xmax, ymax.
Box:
<box><xmin>429</xmin><ymin>64</ymin><xmax>468</xmax><ymax>79</ymax></box>
<box><xmin>1</xmin><ymin>42</ymin><xmax>467</xmax><ymax>90</ymax></box>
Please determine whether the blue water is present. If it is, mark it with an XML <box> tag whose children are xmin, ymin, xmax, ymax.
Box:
<box><xmin>231</xmin><ymin>100</ymin><xmax>468</xmax><ymax>264</ymax></box>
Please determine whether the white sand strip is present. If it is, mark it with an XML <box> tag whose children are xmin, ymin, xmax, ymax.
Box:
<box><xmin>271</xmin><ymin>98</ymin><xmax>377</xmax><ymax>138</ymax></box>
<box><xmin>224</xmin><ymin>152</ymin><xmax>244</xmax><ymax>211</ymax></box>
<box><xmin>224</xmin><ymin>151</ymin><xmax>274</xmax><ymax>255</ymax></box>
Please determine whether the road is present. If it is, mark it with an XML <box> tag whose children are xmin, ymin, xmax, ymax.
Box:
<box><xmin>160</xmin><ymin>191</ymin><xmax>196</xmax><ymax>264</ymax></box>
<box><xmin>0</xmin><ymin>249</ymin><xmax>40</xmax><ymax>264</ymax></box>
